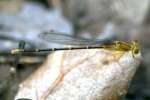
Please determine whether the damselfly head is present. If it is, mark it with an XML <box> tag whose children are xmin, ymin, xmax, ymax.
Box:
<box><xmin>101</xmin><ymin>40</ymin><xmax>140</xmax><ymax>57</ymax></box>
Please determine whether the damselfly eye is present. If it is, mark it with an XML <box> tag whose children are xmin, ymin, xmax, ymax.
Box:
<box><xmin>132</xmin><ymin>40</ymin><xmax>140</xmax><ymax>55</ymax></box>
<box><xmin>133</xmin><ymin>48</ymin><xmax>139</xmax><ymax>54</ymax></box>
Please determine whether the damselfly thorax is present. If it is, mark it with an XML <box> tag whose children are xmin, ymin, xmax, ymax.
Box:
<box><xmin>11</xmin><ymin>32</ymin><xmax>140</xmax><ymax>57</ymax></box>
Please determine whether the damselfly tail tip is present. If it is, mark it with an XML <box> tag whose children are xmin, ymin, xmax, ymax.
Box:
<box><xmin>11</xmin><ymin>49</ymin><xmax>23</xmax><ymax>54</ymax></box>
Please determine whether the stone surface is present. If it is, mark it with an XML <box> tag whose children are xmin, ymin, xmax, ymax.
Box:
<box><xmin>15</xmin><ymin>48</ymin><xmax>141</xmax><ymax>100</ymax></box>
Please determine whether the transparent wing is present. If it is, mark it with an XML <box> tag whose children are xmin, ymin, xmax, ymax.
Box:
<box><xmin>39</xmin><ymin>32</ymin><xmax>113</xmax><ymax>46</ymax></box>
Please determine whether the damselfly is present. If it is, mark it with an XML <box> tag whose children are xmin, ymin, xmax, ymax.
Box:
<box><xmin>11</xmin><ymin>31</ymin><xmax>139</xmax><ymax>56</ymax></box>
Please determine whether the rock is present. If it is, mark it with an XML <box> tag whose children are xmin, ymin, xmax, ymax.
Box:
<box><xmin>15</xmin><ymin>47</ymin><xmax>141</xmax><ymax>100</ymax></box>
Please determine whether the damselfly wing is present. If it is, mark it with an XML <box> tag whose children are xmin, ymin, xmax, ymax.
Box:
<box><xmin>39</xmin><ymin>31</ymin><xmax>114</xmax><ymax>46</ymax></box>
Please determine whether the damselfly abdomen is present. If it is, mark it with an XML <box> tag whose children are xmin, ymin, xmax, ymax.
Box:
<box><xmin>11</xmin><ymin>31</ymin><xmax>114</xmax><ymax>53</ymax></box>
